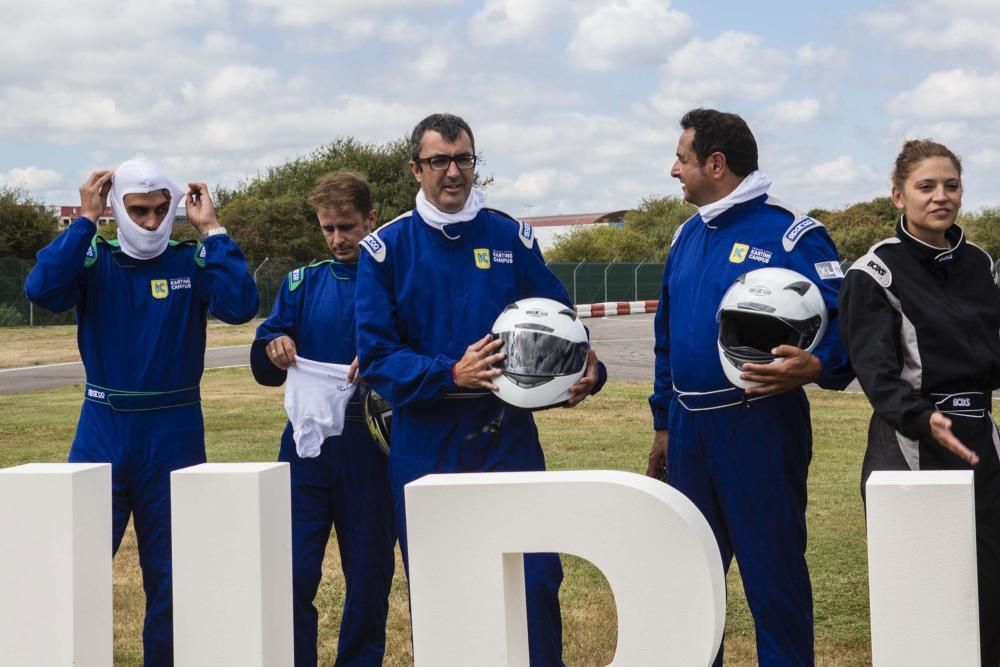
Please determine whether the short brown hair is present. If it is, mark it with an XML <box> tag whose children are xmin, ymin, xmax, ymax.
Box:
<box><xmin>308</xmin><ymin>171</ymin><xmax>372</xmax><ymax>215</ymax></box>
<box><xmin>891</xmin><ymin>139</ymin><xmax>962</xmax><ymax>190</ymax></box>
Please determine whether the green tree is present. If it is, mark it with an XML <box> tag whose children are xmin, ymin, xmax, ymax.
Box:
<box><xmin>0</xmin><ymin>186</ymin><xmax>58</xmax><ymax>259</ymax></box>
<box><xmin>216</xmin><ymin>137</ymin><xmax>438</xmax><ymax>265</ymax></box>
<box><xmin>545</xmin><ymin>195</ymin><xmax>695</xmax><ymax>262</ymax></box>
<box><xmin>962</xmin><ymin>207</ymin><xmax>1000</xmax><ymax>261</ymax></box>
<box><xmin>820</xmin><ymin>197</ymin><xmax>897</xmax><ymax>261</ymax></box>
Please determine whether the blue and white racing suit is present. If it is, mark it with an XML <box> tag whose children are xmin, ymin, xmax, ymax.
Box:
<box><xmin>649</xmin><ymin>193</ymin><xmax>852</xmax><ymax>667</ymax></box>
<box><xmin>355</xmin><ymin>207</ymin><xmax>606</xmax><ymax>667</ymax></box>
<box><xmin>252</xmin><ymin>259</ymin><xmax>395</xmax><ymax>667</ymax></box>
<box><xmin>25</xmin><ymin>216</ymin><xmax>258</xmax><ymax>667</ymax></box>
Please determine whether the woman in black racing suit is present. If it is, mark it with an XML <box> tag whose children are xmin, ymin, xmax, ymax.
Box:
<box><xmin>840</xmin><ymin>139</ymin><xmax>1000</xmax><ymax>666</ymax></box>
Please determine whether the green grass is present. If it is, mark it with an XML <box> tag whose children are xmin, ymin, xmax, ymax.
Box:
<box><xmin>0</xmin><ymin>371</ymin><xmax>874</xmax><ymax>665</ymax></box>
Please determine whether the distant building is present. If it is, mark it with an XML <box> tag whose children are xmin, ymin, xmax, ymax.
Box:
<box><xmin>522</xmin><ymin>210</ymin><xmax>631</xmax><ymax>252</ymax></box>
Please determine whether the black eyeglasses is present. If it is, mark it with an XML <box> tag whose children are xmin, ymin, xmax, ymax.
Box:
<box><xmin>415</xmin><ymin>153</ymin><xmax>477</xmax><ymax>171</ymax></box>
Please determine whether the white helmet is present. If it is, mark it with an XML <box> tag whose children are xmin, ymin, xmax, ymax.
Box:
<box><xmin>491</xmin><ymin>297</ymin><xmax>590</xmax><ymax>410</ymax></box>
<box><xmin>717</xmin><ymin>267</ymin><xmax>828</xmax><ymax>389</ymax></box>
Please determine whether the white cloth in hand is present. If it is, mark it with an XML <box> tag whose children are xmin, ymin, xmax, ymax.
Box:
<box><xmin>284</xmin><ymin>356</ymin><xmax>357</xmax><ymax>458</ymax></box>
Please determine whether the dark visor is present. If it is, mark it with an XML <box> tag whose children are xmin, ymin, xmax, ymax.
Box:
<box><xmin>497</xmin><ymin>329</ymin><xmax>589</xmax><ymax>377</ymax></box>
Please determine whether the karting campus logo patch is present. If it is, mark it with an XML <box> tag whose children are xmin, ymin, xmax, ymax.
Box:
<box><xmin>492</xmin><ymin>249</ymin><xmax>514</xmax><ymax>264</ymax></box>
<box><xmin>169</xmin><ymin>277</ymin><xmax>192</xmax><ymax>290</ymax></box>
<box><xmin>729</xmin><ymin>243</ymin><xmax>749</xmax><ymax>263</ymax></box>
<box><xmin>747</xmin><ymin>247</ymin><xmax>772</xmax><ymax>264</ymax></box>
<box><xmin>150</xmin><ymin>279</ymin><xmax>169</xmax><ymax>299</ymax></box>
<box><xmin>474</xmin><ymin>248</ymin><xmax>491</xmax><ymax>269</ymax></box>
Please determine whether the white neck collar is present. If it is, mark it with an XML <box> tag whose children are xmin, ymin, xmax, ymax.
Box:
<box><xmin>415</xmin><ymin>188</ymin><xmax>487</xmax><ymax>231</ymax></box>
<box><xmin>698</xmin><ymin>170</ymin><xmax>772</xmax><ymax>224</ymax></box>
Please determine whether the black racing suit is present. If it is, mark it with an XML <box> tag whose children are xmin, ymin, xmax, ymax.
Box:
<box><xmin>840</xmin><ymin>218</ymin><xmax>1000</xmax><ymax>666</ymax></box>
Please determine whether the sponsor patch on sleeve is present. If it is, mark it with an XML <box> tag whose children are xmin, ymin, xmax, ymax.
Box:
<box><xmin>782</xmin><ymin>217</ymin><xmax>821</xmax><ymax>251</ymax></box>
<box><xmin>849</xmin><ymin>253</ymin><xmax>892</xmax><ymax>288</ymax></box>
<box><xmin>360</xmin><ymin>232</ymin><xmax>386</xmax><ymax>263</ymax></box>
<box><xmin>518</xmin><ymin>220</ymin><xmax>534</xmax><ymax>249</ymax></box>
<box><xmin>813</xmin><ymin>261</ymin><xmax>844</xmax><ymax>280</ymax></box>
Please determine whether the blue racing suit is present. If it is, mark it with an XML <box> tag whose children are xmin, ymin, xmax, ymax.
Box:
<box><xmin>649</xmin><ymin>194</ymin><xmax>852</xmax><ymax>667</ymax></box>
<box><xmin>24</xmin><ymin>216</ymin><xmax>258</xmax><ymax>667</ymax></box>
<box><xmin>355</xmin><ymin>208</ymin><xmax>606</xmax><ymax>667</ymax></box>
<box><xmin>251</xmin><ymin>259</ymin><xmax>395</xmax><ymax>667</ymax></box>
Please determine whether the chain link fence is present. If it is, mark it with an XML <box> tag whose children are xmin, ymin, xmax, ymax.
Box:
<box><xmin>547</xmin><ymin>262</ymin><xmax>664</xmax><ymax>305</ymax></box>
<box><xmin>0</xmin><ymin>258</ymin><xmax>665</xmax><ymax>327</ymax></box>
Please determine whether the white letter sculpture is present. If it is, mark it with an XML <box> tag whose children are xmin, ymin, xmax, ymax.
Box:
<box><xmin>171</xmin><ymin>462</ymin><xmax>293</xmax><ymax>667</ymax></box>
<box><xmin>0</xmin><ymin>463</ymin><xmax>112</xmax><ymax>666</ymax></box>
<box><xmin>866</xmin><ymin>470</ymin><xmax>980</xmax><ymax>666</ymax></box>
<box><xmin>405</xmin><ymin>470</ymin><xmax>725</xmax><ymax>666</ymax></box>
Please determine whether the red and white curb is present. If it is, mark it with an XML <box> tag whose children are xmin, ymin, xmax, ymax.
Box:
<box><xmin>575</xmin><ymin>300</ymin><xmax>657</xmax><ymax>318</ymax></box>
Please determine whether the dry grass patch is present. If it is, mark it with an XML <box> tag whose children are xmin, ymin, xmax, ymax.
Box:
<box><xmin>0</xmin><ymin>320</ymin><xmax>261</xmax><ymax>369</ymax></box>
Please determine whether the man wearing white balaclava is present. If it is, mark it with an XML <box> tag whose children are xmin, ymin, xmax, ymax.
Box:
<box><xmin>25</xmin><ymin>161</ymin><xmax>259</xmax><ymax>666</ymax></box>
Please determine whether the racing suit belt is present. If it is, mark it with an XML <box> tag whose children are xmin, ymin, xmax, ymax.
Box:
<box><xmin>84</xmin><ymin>383</ymin><xmax>201</xmax><ymax>412</ymax></box>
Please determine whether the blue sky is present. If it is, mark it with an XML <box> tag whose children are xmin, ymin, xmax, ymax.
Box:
<box><xmin>3</xmin><ymin>0</ymin><xmax>999</xmax><ymax>217</ymax></box>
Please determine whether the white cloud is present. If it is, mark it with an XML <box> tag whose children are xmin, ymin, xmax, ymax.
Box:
<box><xmin>801</xmin><ymin>155</ymin><xmax>876</xmax><ymax>186</ymax></box>
<box><xmin>242</xmin><ymin>0</ymin><xmax>459</xmax><ymax>27</ymax></box>
<box><xmin>0</xmin><ymin>167</ymin><xmax>62</xmax><ymax>192</ymax></box>
<box><xmin>889</xmin><ymin>69</ymin><xmax>1000</xmax><ymax>118</ymax></box>
<box><xmin>860</xmin><ymin>2</ymin><xmax>1000</xmax><ymax>59</ymax></box>
<box><xmin>651</xmin><ymin>31</ymin><xmax>787</xmax><ymax>117</ymax></box>
<box><xmin>469</xmin><ymin>0</ymin><xmax>569</xmax><ymax>47</ymax></box>
<box><xmin>204</xmin><ymin>65</ymin><xmax>279</xmax><ymax>102</ymax></box>
<box><xmin>567</xmin><ymin>0</ymin><xmax>693</xmax><ymax>71</ymax></box>
<box><xmin>768</xmin><ymin>99</ymin><xmax>820</xmax><ymax>125</ymax></box>
<box><xmin>490</xmin><ymin>168</ymin><xmax>581</xmax><ymax>202</ymax></box>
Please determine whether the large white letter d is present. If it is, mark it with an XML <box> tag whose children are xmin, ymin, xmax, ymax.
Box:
<box><xmin>405</xmin><ymin>470</ymin><xmax>725</xmax><ymax>666</ymax></box>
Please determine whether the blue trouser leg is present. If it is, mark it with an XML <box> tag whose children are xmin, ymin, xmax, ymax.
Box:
<box><xmin>667</xmin><ymin>401</ymin><xmax>733</xmax><ymax>667</ymax></box>
<box><xmin>669</xmin><ymin>394</ymin><xmax>814</xmax><ymax>667</ymax></box>
<box><xmin>70</xmin><ymin>403</ymin><xmax>206</xmax><ymax>667</ymax></box>
<box><xmin>524</xmin><ymin>553</ymin><xmax>564</xmax><ymax>667</ymax></box>
<box><xmin>286</xmin><ymin>460</ymin><xmax>332</xmax><ymax>667</ymax></box>
<box><xmin>328</xmin><ymin>423</ymin><xmax>396</xmax><ymax>667</ymax></box>
<box><xmin>282</xmin><ymin>421</ymin><xmax>395</xmax><ymax>667</ymax></box>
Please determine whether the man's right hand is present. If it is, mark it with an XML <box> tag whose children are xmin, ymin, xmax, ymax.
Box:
<box><xmin>453</xmin><ymin>334</ymin><xmax>505</xmax><ymax>390</ymax></box>
<box><xmin>266</xmin><ymin>336</ymin><xmax>297</xmax><ymax>370</ymax></box>
<box><xmin>646</xmin><ymin>429</ymin><xmax>668</xmax><ymax>479</ymax></box>
<box><xmin>80</xmin><ymin>171</ymin><xmax>112</xmax><ymax>222</ymax></box>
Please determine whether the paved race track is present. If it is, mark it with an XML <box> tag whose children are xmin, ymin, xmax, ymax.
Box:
<box><xmin>0</xmin><ymin>315</ymin><xmax>657</xmax><ymax>395</ymax></box>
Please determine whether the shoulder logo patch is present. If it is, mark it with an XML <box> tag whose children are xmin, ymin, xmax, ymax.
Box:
<box><xmin>288</xmin><ymin>267</ymin><xmax>305</xmax><ymax>292</ymax></box>
<box><xmin>360</xmin><ymin>232</ymin><xmax>386</xmax><ymax>263</ymax></box>
<box><xmin>729</xmin><ymin>243</ymin><xmax>749</xmax><ymax>263</ymax></box>
<box><xmin>849</xmin><ymin>254</ymin><xmax>892</xmax><ymax>288</ymax></box>
<box><xmin>783</xmin><ymin>217</ymin><xmax>820</xmax><ymax>249</ymax></box>
<box><xmin>814</xmin><ymin>261</ymin><xmax>844</xmax><ymax>280</ymax></box>
<box><xmin>474</xmin><ymin>248</ymin><xmax>491</xmax><ymax>269</ymax></box>
<box><xmin>518</xmin><ymin>220</ymin><xmax>534</xmax><ymax>249</ymax></box>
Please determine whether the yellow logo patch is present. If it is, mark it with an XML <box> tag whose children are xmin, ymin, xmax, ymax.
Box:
<box><xmin>474</xmin><ymin>248</ymin><xmax>491</xmax><ymax>269</ymax></box>
<box><xmin>729</xmin><ymin>243</ymin><xmax>749</xmax><ymax>263</ymax></box>
<box><xmin>150</xmin><ymin>279</ymin><xmax>169</xmax><ymax>299</ymax></box>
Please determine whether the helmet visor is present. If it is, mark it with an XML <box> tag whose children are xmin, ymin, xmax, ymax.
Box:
<box><xmin>719</xmin><ymin>310</ymin><xmax>822</xmax><ymax>354</ymax></box>
<box><xmin>497</xmin><ymin>329</ymin><xmax>589</xmax><ymax>378</ymax></box>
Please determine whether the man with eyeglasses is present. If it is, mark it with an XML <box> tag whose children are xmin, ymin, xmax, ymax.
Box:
<box><xmin>355</xmin><ymin>112</ymin><xmax>607</xmax><ymax>666</ymax></box>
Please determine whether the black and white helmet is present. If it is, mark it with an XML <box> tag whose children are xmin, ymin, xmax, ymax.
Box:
<box><xmin>717</xmin><ymin>267</ymin><xmax>828</xmax><ymax>389</ymax></box>
<box><xmin>491</xmin><ymin>297</ymin><xmax>590</xmax><ymax>410</ymax></box>
<box><xmin>361</xmin><ymin>386</ymin><xmax>392</xmax><ymax>455</ymax></box>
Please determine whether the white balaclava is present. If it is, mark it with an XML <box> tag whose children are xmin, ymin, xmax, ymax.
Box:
<box><xmin>110</xmin><ymin>158</ymin><xmax>184</xmax><ymax>260</ymax></box>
